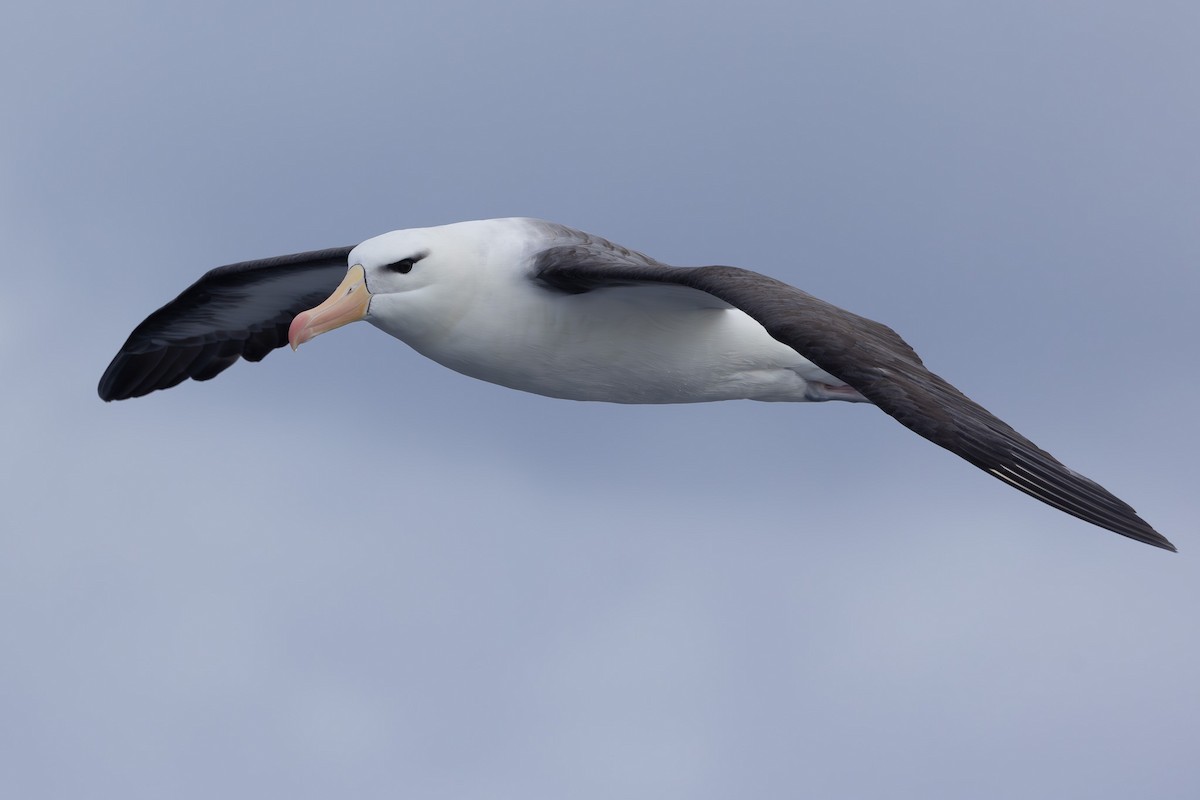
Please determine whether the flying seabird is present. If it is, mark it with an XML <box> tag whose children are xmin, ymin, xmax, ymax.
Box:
<box><xmin>98</xmin><ymin>218</ymin><xmax>1175</xmax><ymax>551</ymax></box>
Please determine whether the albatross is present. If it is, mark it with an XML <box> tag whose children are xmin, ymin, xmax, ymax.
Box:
<box><xmin>98</xmin><ymin>218</ymin><xmax>1175</xmax><ymax>551</ymax></box>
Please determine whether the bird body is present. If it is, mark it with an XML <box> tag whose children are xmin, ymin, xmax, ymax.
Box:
<box><xmin>99</xmin><ymin>217</ymin><xmax>1175</xmax><ymax>551</ymax></box>
<box><xmin>349</xmin><ymin>219</ymin><xmax>848</xmax><ymax>403</ymax></box>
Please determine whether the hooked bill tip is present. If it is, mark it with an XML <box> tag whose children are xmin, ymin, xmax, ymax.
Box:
<box><xmin>288</xmin><ymin>311</ymin><xmax>312</xmax><ymax>351</ymax></box>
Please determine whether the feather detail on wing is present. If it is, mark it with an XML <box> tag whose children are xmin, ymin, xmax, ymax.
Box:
<box><xmin>534</xmin><ymin>245</ymin><xmax>1174</xmax><ymax>551</ymax></box>
<box><xmin>98</xmin><ymin>247</ymin><xmax>353</xmax><ymax>401</ymax></box>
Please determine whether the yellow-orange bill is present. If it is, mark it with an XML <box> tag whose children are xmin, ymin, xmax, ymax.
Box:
<box><xmin>288</xmin><ymin>264</ymin><xmax>371</xmax><ymax>350</ymax></box>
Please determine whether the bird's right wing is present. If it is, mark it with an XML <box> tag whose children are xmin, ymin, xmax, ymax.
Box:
<box><xmin>98</xmin><ymin>247</ymin><xmax>353</xmax><ymax>401</ymax></box>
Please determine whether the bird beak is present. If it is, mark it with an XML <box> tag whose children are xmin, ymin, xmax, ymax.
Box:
<box><xmin>288</xmin><ymin>264</ymin><xmax>372</xmax><ymax>350</ymax></box>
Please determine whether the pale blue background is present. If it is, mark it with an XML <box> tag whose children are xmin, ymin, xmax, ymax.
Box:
<box><xmin>3</xmin><ymin>2</ymin><xmax>1198</xmax><ymax>798</ymax></box>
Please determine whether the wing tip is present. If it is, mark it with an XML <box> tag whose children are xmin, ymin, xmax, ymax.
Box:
<box><xmin>96</xmin><ymin>361</ymin><xmax>125</xmax><ymax>402</ymax></box>
<box><xmin>1131</xmin><ymin>528</ymin><xmax>1177</xmax><ymax>553</ymax></box>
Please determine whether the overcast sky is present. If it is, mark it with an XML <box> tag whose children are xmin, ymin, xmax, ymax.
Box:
<box><xmin>3</xmin><ymin>2</ymin><xmax>1199</xmax><ymax>798</ymax></box>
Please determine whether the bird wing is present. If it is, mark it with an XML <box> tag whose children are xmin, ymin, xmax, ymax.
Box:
<box><xmin>98</xmin><ymin>247</ymin><xmax>353</xmax><ymax>401</ymax></box>
<box><xmin>533</xmin><ymin>244</ymin><xmax>1174</xmax><ymax>551</ymax></box>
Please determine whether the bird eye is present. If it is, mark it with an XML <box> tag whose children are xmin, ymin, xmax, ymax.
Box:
<box><xmin>384</xmin><ymin>257</ymin><xmax>417</xmax><ymax>274</ymax></box>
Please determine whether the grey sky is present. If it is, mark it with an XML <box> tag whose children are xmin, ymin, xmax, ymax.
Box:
<box><xmin>3</xmin><ymin>2</ymin><xmax>1199</xmax><ymax>798</ymax></box>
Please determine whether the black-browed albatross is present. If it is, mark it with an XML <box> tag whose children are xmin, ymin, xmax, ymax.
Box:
<box><xmin>98</xmin><ymin>218</ymin><xmax>1175</xmax><ymax>551</ymax></box>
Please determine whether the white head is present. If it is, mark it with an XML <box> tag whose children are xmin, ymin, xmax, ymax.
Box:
<box><xmin>288</xmin><ymin>218</ymin><xmax>540</xmax><ymax>348</ymax></box>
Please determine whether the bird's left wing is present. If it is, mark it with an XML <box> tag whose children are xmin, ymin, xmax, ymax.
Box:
<box><xmin>533</xmin><ymin>244</ymin><xmax>1174</xmax><ymax>551</ymax></box>
<box><xmin>98</xmin><ymin>247</ymin><xmax>353</xmax><ymax>401</ymax></box>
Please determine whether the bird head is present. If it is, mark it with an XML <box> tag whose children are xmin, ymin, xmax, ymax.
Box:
<box><xmin>288</xmin><ymin>220</ymin><xmax>518</xmax><ymax>349</ymax></box>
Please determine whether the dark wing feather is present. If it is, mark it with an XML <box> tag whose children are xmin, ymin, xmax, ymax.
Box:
<box><xmin>98</xmin><ymin>247</ymin><xmax>353</xmax><ymax>401</ymax></box>
<box><xmin>534</xmin><ymin>246</ymin><xmax>1175</xmax><ymax>551</ymax></box>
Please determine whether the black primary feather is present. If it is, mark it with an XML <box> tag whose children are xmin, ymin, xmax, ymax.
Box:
<box><xmin>534</xmin><ymin>244</ymin><xmax>1175</xmax><ymax>552</ymax></box>
<box><xmin>98</xmin><ymin>247</ymin><xmax>353</xmax><ymax>401</ymax></box>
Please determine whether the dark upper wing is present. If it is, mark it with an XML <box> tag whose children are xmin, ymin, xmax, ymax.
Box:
<box><xmin>98</xmin><ymin>247</ymin><xmax>353</xmax><ymax>401</ymax></box>
<box><xmin>534</xmin><ymin>244</ymin><xmax>1175</xmax><ymax>551</ymax></box>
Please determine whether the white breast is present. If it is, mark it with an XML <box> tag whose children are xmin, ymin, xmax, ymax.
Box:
<box><xmin>384</xmin><ymin>280</ymin><xmax>843</xmax><ymax>404</ymax></box>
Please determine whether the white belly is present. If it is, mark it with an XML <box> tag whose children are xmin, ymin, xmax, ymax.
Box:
<box><xmin>375</xmin><ymin>284</ymin><xmax>853</xmax><ymax>404</ymax></box>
